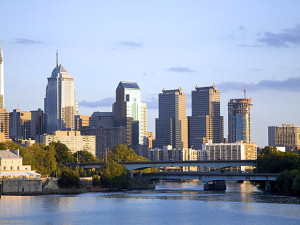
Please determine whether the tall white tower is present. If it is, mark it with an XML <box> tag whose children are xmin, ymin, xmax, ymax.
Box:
<box><xmin>0</xmin><ymin>39</ymin><xmax>4</xmax><ymax>108</ymax></box>
<box><xmin>44</xmin><ymin>53</ymin><xmax>76</xmax><ymax>134</ymax></box>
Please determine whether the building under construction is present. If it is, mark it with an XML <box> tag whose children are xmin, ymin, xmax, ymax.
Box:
<box><xmin>228</xmin><ymin>97</ymin><xmax>252</xmax><ymax>143</ymax></box>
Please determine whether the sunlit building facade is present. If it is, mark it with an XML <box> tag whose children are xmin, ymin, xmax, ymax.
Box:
<box><xmin>44</xmin><ymin>57</ymin><xmax>76</xmax><ymax>134</ymax></box>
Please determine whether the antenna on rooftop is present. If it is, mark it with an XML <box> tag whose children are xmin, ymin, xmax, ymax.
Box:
<box><xmin>56</xmin><ymin>50</ymin><xmax>58</xmax><ymax>67</ymax></box>
<box><xmin>244</xmin><ymin>88</ymin><xmax>247</xmax><ymax>99</ymax></box>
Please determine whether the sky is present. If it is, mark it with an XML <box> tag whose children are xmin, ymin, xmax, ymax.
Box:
<box><xmin>1</xmin><ymin>0</ymin><xmax>300</xmax><ymax>147</ymax></box>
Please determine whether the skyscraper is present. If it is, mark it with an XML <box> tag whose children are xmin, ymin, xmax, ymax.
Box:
<box><xmin>44</xmin><ymin>53</ymin><xmax>76</xmax><ymax>134</ymax></box>
<box><xmin>228</xmin><ymin>98</ymin><xmax>252</xmax><ymax>143</ymax></box>
<box><xmin>0</xmin><ymin>39</ymin><xmax>4</xmax><ymax>108</ymax></box>
<box><xmin>9</xmin><ymin>109</ymin><xmax>31</xmax><ymax>140</ymax></box>
<box><xmin>113</xmin><ymin>81</ymin><xmax>146</xmax><ymax>146</ymax></box>
<box><xmin>0</xmin><ymin>108</ymin><xmax>9</xmax><ymax>139</ymax></box>
<box><xmin>188</xmin><ymin>84</ymin><xmax>224</xmax><ymax>149</ymax></box>
<box><xmin>30</xmin><ymin>108</ymin><xmax>45</xmax><ymax>139</ymax></box>
<box><xmin>154</xmin><ymin>88</ymin><xmax>188</xmax><ymax>149</ymax></box>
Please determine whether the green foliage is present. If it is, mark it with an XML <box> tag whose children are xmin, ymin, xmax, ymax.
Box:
<box><xmin>257</xmin><ymin>146</ymin><xmax>299</xmax><ymax>173</ymax></box>
<box><xmin>276</xmin><ymin>172</ymin><xmax>296</xmax><ymax>193</ymax></box>
<box><xmin>73</xmin><ymin>150</ymin><xmax>99</xmax><ymax>163</ymax></box>
<box><xmin>92</xmin><ymin>175</ymin><xmax>101</xmax><ymax>186</ymax></box>
<box><xmin>104</xmin><ymin>144</ymin><xmax>149</xmax><ymax>162</ymax></box>
<box><xmin>58</xmin><ymin>169</ymin><xmax>81</xmax><ymax>189</ymax></box>
<box><xmin>292</xmin><ymin>174</ymin><xmax>300</xmax><ymax>196</ymax></box>
<box><xmin>48</xmin><ymin>142</ymin><xmax>75</xmax><ymax>164</ymax></box>
<box><xmin>79</xmin><ymin>167</ymin><xmax>87</xmax><ymax>177</ymax></box>
<box><xmin>0</xmin><ymin>142</ymin><xmax>7</xmax><ymax>150</ymax></box>
<box><xmin>257</xmin><ymin>146</ymin><xmax>300</xmax><ymax>196</ymax></box>
<box><xmin>19</xmin><ymin>143</ymin><xmax>57</xmax><ymax>176</ymax></box>
<box><xmin>101</xmin><ymin>161</ymin><xmax>132</xmax><ymax>189</ymax></box>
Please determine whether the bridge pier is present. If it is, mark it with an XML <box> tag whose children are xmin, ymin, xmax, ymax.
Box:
<box><xmin>265</xmin><ymin>181</ymin><xmax>272</xmax><ymax>192</ymax></box>
<box><xmin>204</xmin><ymin>180</ymin><xmax>226</xmax><ymax>191</ymax></box>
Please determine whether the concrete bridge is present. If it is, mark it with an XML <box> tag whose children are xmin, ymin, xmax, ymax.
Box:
<box><xmin>139</xmin><ymin>172</ymin><xmax>278</xmax><ymax>182</ymax></box>
<box><xmin>136</xmin><ymin>172</ymin><xmax>278</xmax><ymax>191</ymax></box>
<box><xmin>70</xmin><ymin>160</ymin><xmax>256</xmax><ymax>171</ymax></box>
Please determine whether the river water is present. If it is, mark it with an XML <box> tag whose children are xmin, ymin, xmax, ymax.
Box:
<box><xmin>1</xmin><ymin>181</ymin><xmax>300</xmax><ymax>225</ymax></box>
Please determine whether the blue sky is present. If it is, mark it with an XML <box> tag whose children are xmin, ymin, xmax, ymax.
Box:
<box><xmin>1</xmin><ymin>0</ymin><xmax>300</xmax><ymax>147</ymax></box>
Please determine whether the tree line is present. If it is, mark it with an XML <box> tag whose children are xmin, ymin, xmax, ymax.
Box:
<box><xmin>0</xmin><ymin>141</ymin><xmax>151</xmax><ymax>189</ymax></box>
<box><xmin>256</xmin><ymin>146</ymin><xmax>300</xmax><ymax>196</ymax></box>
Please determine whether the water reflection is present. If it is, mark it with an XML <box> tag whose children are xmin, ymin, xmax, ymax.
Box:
<box><xmin>1</xmin><ymin>181</ymin><xmax>300</xmax><ymax>225</ymax></box>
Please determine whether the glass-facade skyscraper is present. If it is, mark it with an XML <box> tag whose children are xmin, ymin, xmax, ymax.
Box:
<box><xmin>44</xmin><ymin>57</ymin><xmax>76</xmax><ymax>134</ymax></box>
<box><xmin>113</xmin><ymin>81</ymin><xmax>146</xmax><ymax>146</ymax></box>
<box><xmin>228</xmin><ymin>98</ymin><xmax>252</xmax><ymax>143</ymax></box>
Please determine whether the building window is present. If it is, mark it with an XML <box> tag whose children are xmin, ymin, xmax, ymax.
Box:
<box><xmin>126</xmin><ymin>94</ymin><xmax>130</xmax><ymax>102</ymax></box>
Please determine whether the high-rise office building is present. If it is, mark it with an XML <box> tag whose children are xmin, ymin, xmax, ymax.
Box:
<box><xmin>44</xmin><ymin>54</ymin><xmax>76</xmax><ymax>134</ymax></box>
<box><xmin>9</xmin><ymin>109</ymin><xmax>31</xmax><ymax>140</ymax></box>
<box><xmin>228</xmin><ymin>98</ymin><xmax>252</xmax><ymax>143</ymax></box>
<box><xmin>188</xmin><ymin>84</ymin><xmax>224</xmax><ymax>149</ymax></box>
<box><xmin>30</xmin><ymin>108</ymin><xmax>44</xmax><ymax>139</ymax></box>
<box><xmin>113</xmin><ymin>81</ymin><xmax>146</xmax><ymax>146</ymax></box>
<box><xmin>268</xmin><ymin>124</ymin><xmax>300</xmax><ymax>151</ymax></box>
<box><xmin>154</xmin><ymin>88</ymin><xmax>188</xmax><ymax>149</ymax></box>
<box><xmin>0</xmin><ymin>108</ymin><xmax>9</xmax><ymax>139</ymax></box>
<box><xmin>0</xmin><ymin>39</ymin><xmax>4</xmax><ymax>108</ymax></box>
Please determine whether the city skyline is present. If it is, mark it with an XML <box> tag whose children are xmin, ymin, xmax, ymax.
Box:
<box><xmin>1</xmin><ymin>1</ymin><xmax>300</xmax><ymax>147</ymax></box>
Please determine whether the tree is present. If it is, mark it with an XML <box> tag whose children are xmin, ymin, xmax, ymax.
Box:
<box><xmin>48</xmin><ymin>142</ymin><xmax>75</xmax><ymax>164</ymax></box>
<box><xmin>292</xmin><ymin>174</ymin><xmax>300</xmax><ymax>196</ymax></box>
<box><xmin>92</xmin><ymin>175</ymin><xmax>101</xmax><ymax>186</ymax></box>
<box><xmin>257</xmin><ymin>147</ymin><xmax>299</xmax><ymax>173</ymax></box>
<box><xmin>73</xmin><ymin>150</ymin><xmax>99</xmax><ymax>163</ymax></box>
<box><xmin>19</xmin><ymin>143</ymin><xmax>57</xmax><ymax>176</ymax></box>
<box><xmin>58</xmin><ymin>169</ymin><xmax>81</xmax><ymax>189</ymax></box>
<box><xmin>101</xmin><ymin>161</ymin><xmax>132</xmax><ymax>189</ymax></box>
<box><xmin>104</xmin><ymin>144</ymin><xmax>149</xmax><ymax>162</ymax></box>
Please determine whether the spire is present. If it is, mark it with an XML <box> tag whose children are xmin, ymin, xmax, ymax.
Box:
<box><xmin>0</xmin><ymin>38</ymin><xmax>2</xmax><ymax>63</ymax></box>
<box><xmin>56</xmin><ymin>50</ymin><xmax>58</xmax><ymax>68</ymax></box>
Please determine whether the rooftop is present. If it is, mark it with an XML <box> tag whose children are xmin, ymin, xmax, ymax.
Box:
<box><xmin>0</xmin><ymin>150</ymin><xmax>21</xmax><ymax>159</ymax></box>
<box><xmin>118</xmin><ymin>81</ymin><xmax>140</xmax><ymax>89</ymax></box>
<box><xmin>51</xmin><ymin>64</ymin><xmax>69</xmax><ymax>77</ymax></box>
<box><xmin>92</xmin><ymin>112</ymin><xmax>114</xmax><ymax>117</ymax></box>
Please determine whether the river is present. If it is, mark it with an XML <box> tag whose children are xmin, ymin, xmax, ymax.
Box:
<box><xmin>0</xmin><ymin>181</ymin><xmax>300</xmax><ymax>225</ymax></box>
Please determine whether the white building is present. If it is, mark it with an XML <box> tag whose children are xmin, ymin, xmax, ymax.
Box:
<box><xmin>39</xmin><ymin>131</ymin><xmax>96</xmax><ymax>155</ymax></box>
<box><xmin>0</xmin><ymin>149</ymin><xmax>42</xmax><ymax>194</ymax></box>
<box><xmin>201</xmin><ymin>140</ymin><xmax>257</xmax><ymax>171</ymax></box>
<box><xmin>44</xmin><ymin>54</ymin><xmax>76</xmax><ymax>134</ymax></box>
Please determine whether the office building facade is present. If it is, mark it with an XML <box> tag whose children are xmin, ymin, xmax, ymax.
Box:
<box><xmin>154</xmin><ymin>88</ymin><xmax>188</xmax><ymax>149</ymax></box>
<box><xmin>113</xmin><ymin>82</ymin><xmax>146</xmax><ymax>146</ymax></box>
<box><xmin>188</xmin><ymin>85</ymin><xmax>224</xmax><ymax>149</ymax></box>
<box><xmin>44</xmin><ymin>56</ymin><xmax>76</xmax><ymax>134</ymax></box>
<box><xmin>9</xmin><ymin>109</ymin><xmax>31</xmax><ymax>140</ymax></box>
<box><xmin>30</xmin><ymin>108</ymin><xmax>44</xmax><ymax>139</ymax></box>
<box><xmin>0</xmin><ymin>108</ymin><xmax>9</xmax><ymax>139</ymax></box>
<box><xmin>268</xmin><ymin>124</ymin><xmax>300</xmax><ymax>151</ymax></box>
